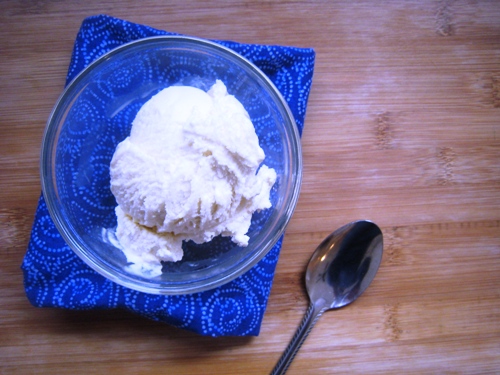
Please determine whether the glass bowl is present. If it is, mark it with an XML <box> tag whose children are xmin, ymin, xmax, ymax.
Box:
<box><xmin>40</xmin><ymin>36</ymin><xmax>302</xmax><ymax>295</ymax></box>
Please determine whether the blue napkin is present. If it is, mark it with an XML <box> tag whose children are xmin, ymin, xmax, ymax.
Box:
<box><xmin>21</xmin><ymin>14</ymin><xmax>315</xmax><ymax>337</ymax></box>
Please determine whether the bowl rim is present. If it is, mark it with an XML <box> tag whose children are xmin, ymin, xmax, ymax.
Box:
<box><xmin>40</xmin><ymin>35</ymin><xmax>303</xmax><ymax>295</ymax></box>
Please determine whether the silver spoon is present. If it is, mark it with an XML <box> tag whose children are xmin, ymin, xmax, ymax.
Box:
<box><xmin>271</xmin><ymin>220</ymin><xmax>383</xmax><ymax>375</ymax></box>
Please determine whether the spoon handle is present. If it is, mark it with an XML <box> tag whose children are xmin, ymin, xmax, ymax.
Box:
<box><xmin>270</xmin><ymin>302</ymin><xmax>324</xmax><ymax>375</ymax></box>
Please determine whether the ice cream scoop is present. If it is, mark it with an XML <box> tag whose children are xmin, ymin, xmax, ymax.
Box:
<box><xmin>110</xmin><ymin>80</ymin><xmax>276</xmax><ymax>276</ymax></box>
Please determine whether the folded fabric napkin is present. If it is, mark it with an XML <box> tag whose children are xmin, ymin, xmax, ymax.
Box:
<box><xmin>21</xmin><ymin>14</ymin><xmax>315</xmax><ymax>337</ymax></box>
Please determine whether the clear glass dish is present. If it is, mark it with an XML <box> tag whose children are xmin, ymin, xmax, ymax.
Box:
<box><xmin>41</xmin><ymin>36</ymin><xmax>302</xmax><ymax>295</ymax></box>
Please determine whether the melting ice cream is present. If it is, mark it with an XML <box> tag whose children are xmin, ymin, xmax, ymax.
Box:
<box><xmin>110</xmin><ymin>80</ymin><xmax>276</xmax><ymax>276</ymax></box>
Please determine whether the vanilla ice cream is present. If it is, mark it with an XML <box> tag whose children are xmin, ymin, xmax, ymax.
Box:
<box><xmin>110</xmin><ymin>80</ymin><xmax>276</xmax><ymax>276</ymax></box>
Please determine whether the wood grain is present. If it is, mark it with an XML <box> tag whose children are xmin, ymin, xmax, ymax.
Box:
<box><xmin>1</xmin><ymin>1</ymin><xmax>499</xmax><ymax>374</ymax></box>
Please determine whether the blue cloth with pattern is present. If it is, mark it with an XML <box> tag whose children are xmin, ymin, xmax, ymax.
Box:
<box><xmin>21</xmin><ymin>15</ymin><xmax>315</xmax><ymax>337</ymax></box>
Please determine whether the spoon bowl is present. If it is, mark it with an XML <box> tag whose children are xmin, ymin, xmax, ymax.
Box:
<box><xmin>271</xmin><ymin>220</ymin><xmax>383</xmax><ymax>375</ymax></box>
<box><xmin>306</xmin><ymin>220</ymin><xmax>383</xmax><ymax>310</ymax></box>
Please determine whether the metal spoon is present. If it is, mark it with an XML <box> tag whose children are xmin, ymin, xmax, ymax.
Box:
<box><xmin>271</xmin><ymin>220</ymin><xmax>383</xmax><ymax>375</ymax></box>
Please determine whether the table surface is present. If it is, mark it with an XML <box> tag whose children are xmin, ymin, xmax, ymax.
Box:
<box><xmin>1</xmin><ymin>1</ymin><xmax>499</xmax><ymax>374</ymax></box>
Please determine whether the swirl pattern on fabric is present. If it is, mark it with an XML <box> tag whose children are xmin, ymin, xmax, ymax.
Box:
<box><xmin>21</xmin><ymin>14</ymin><xmax>315</xmax><ymax>337</ymax></box>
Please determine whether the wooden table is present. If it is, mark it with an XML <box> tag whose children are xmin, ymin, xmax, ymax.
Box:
<box><xmin>1</xmin><ymin>1</ymin><xmax>499</xmax><ymax>374</ymax></box>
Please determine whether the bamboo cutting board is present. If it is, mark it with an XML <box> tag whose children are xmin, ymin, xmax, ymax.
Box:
<box><xmin>1</xmin><ymin>1</ymin><xmax>499</xmax><ymax>374</ymax></box>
